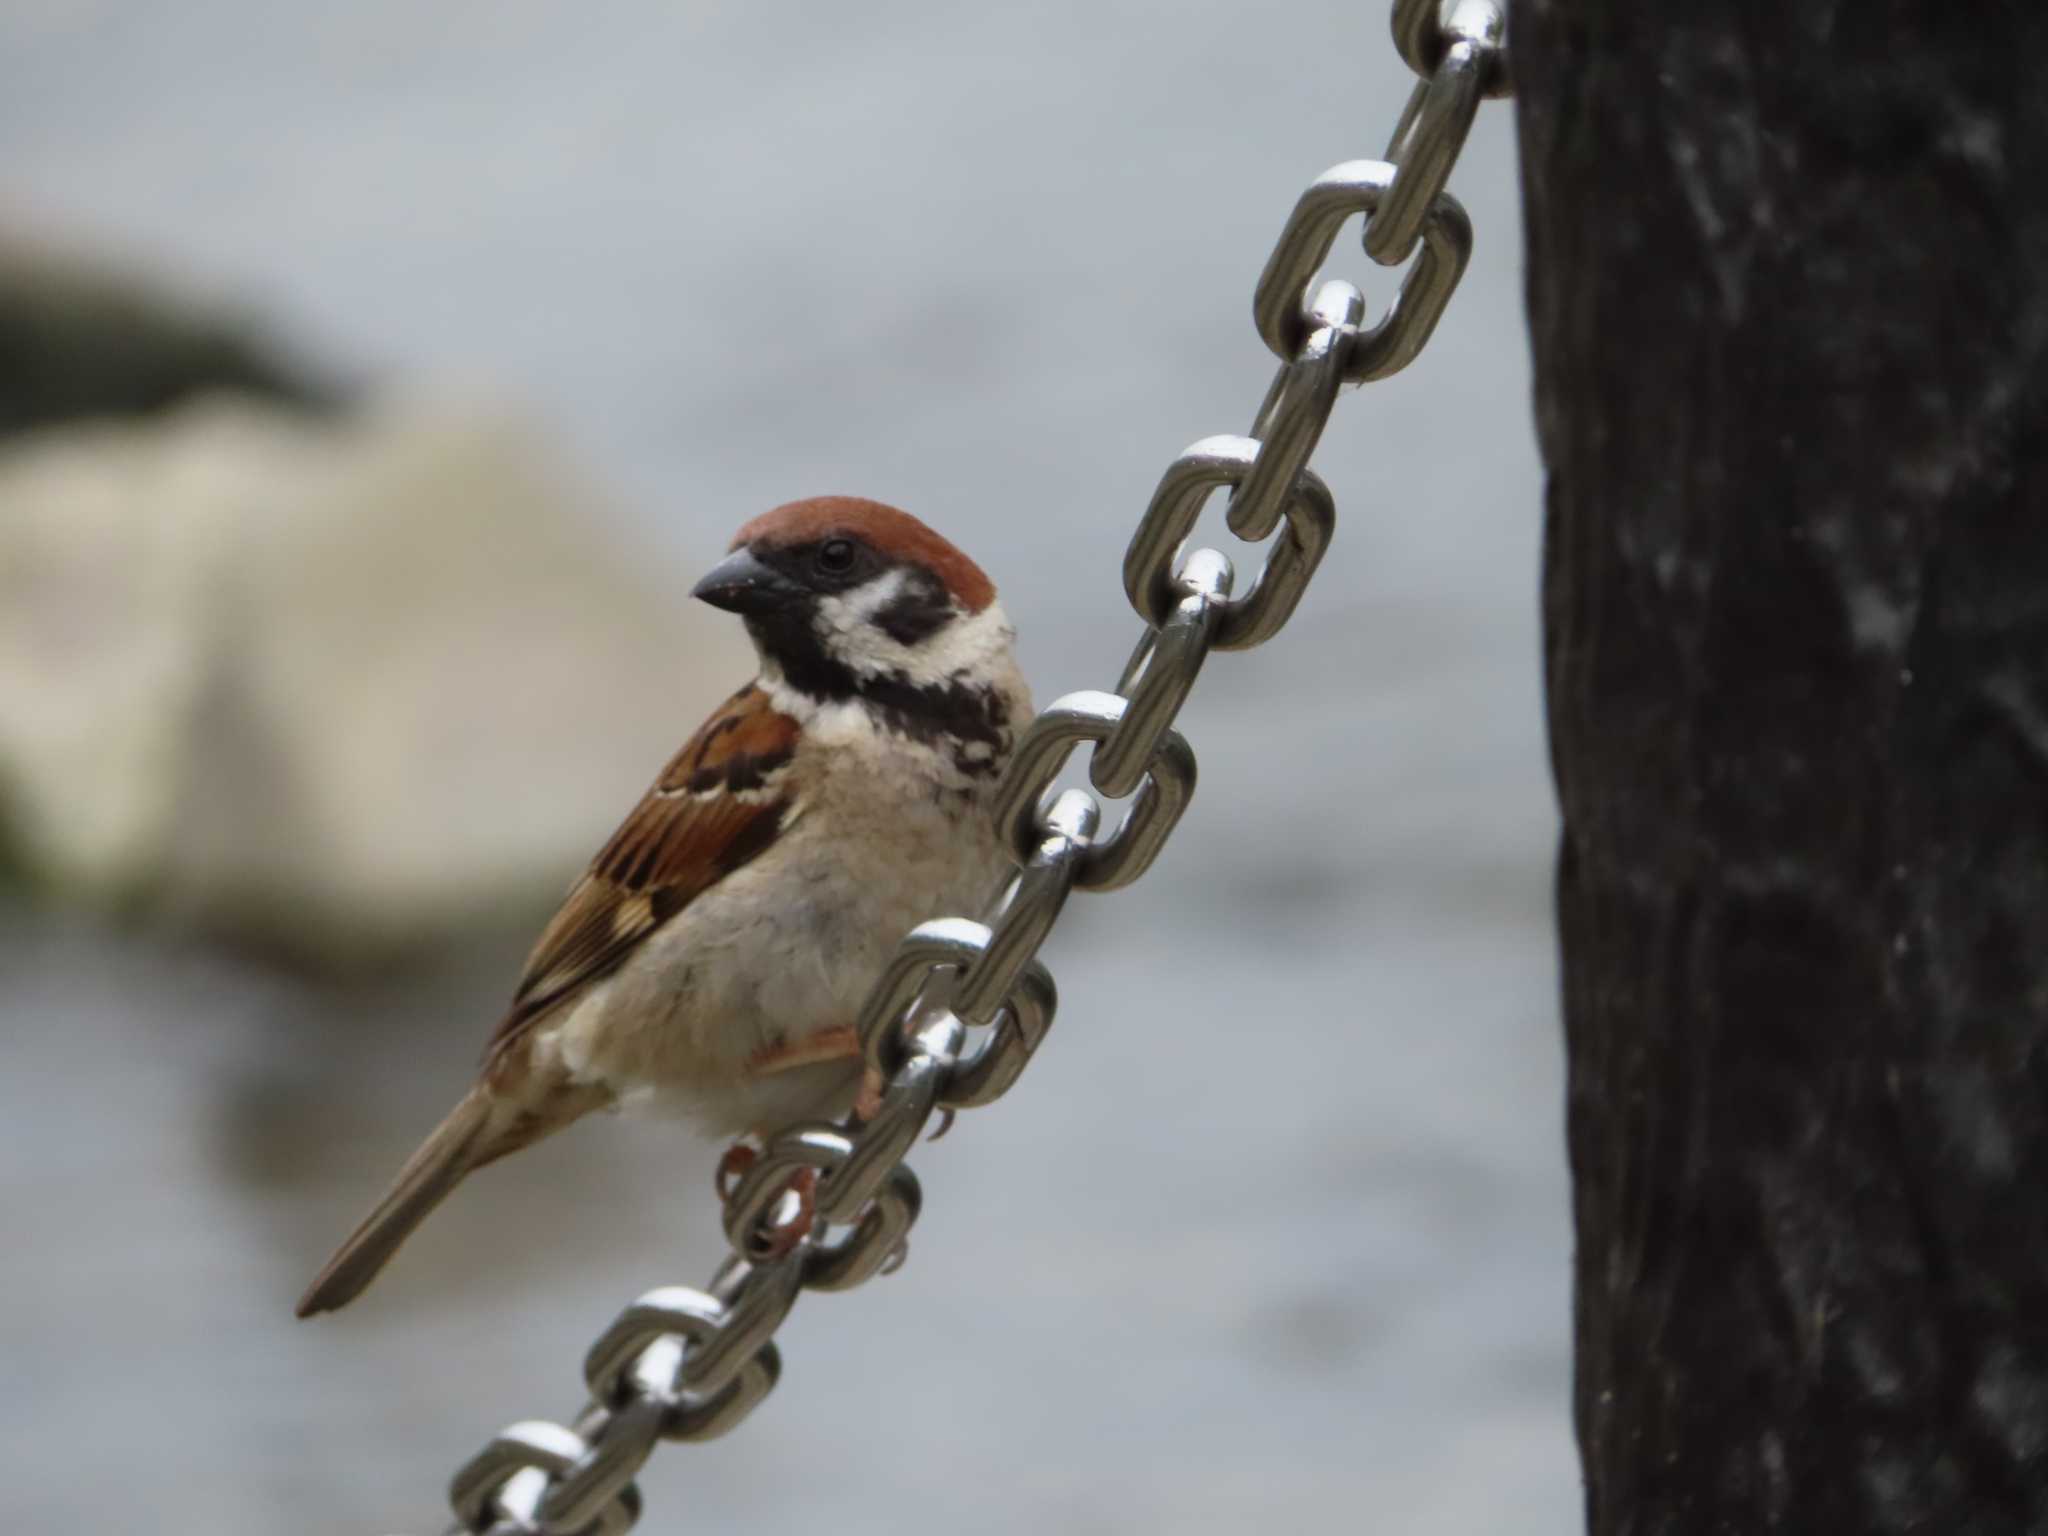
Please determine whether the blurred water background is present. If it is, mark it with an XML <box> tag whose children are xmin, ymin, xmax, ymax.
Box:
<box><xmin>0</xmin><ymin>3</ymin><xmax>1570</xmax><ymax>1532</ymax></box>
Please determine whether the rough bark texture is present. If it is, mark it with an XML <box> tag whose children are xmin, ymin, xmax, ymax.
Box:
<box><xmin>1515</xmin><ymin>3</ymin><xmax>2048</xmax><ymax>1532</ymax></box>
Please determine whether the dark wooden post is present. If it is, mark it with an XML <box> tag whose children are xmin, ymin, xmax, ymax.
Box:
<box><xmin>1513</xmin><ymin>3</ymin><xmax>2048</xmax><ymax>1531</ymax></box>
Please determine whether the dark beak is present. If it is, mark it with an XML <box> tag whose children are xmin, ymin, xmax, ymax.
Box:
<box><xmin>691</xmin><ymin>548</ymin><xmax>803</xmax><ymax>615</ymax></box>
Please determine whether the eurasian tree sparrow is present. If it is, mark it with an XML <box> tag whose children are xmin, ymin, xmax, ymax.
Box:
<box><xmin>297</xmin><ymin>498</ymin><xmax>1031</xmax><ymax>1316</ymax></box>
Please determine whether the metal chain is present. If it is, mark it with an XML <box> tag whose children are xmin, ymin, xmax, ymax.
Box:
<box><xmin>433</xmin><ymin>5</ymin><xmax>1508</xmax><ymax>1530</ymax></box>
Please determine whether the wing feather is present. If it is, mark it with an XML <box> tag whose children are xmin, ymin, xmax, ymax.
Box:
<box><xmin>485</xmin><ymin>683</ymin><xmax>800</xmax><ymax>1058</ymax></box>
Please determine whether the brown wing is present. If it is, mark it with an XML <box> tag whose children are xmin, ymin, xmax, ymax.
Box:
<box><xmin>485</xmin><ymin>682</ymin><xmax>801</xmax><ymax>1060</ymax></box>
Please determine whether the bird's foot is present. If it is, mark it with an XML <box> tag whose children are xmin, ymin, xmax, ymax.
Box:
<box><xmin>747</xmin><ymin>1027</ymin><xmax>889</xmax><ymax>1129</ymax></box>
<box><xmin>715</xmin><ymin>1139</ymin><xmax>818</xmax><ymax>1260</ymax></box>
<box><xmin>714</xmin><ymin>1138</ymin><xmax>760</xmax><ymax>1203</ymax></box>
<box><xmin>752</xmin><ymin>1167</ymin><xmax>817</xmax><ymax>1259</ymax></box>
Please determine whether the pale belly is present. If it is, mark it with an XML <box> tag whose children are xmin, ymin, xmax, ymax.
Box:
<box><xmin>535</xmin><ymin>788</ymin><xmax>1010</xmax><ymax>1138</ymax></box>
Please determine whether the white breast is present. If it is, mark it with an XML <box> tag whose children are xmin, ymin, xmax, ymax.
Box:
<box><xmin>535</xmin><ymin>702</ymin><xmax>1018</xmax><ymax>1138</ymax></box>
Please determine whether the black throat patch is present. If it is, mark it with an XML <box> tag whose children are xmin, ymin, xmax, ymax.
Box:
<box><xmin>747</xmin><ymin>613</ymin><xmax>1010</xmax><ymax>777</ymax></box>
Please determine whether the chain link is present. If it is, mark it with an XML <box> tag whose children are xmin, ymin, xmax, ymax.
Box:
<box><xmin>431</xmin><ymin>5</ymin><xmax>1507</xmax><ymax>1528</ymax></box>
<box><xmin>1126</xmin><ymin>434</ymin><xmax>1336</xmax><ymax>651</ymax></box>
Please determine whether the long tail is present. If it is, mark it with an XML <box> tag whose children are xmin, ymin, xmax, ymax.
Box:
<box><xmin>295</xmin><ymin>1088</ymin><xmax>499</xmax><ymax>1318</ymax></box>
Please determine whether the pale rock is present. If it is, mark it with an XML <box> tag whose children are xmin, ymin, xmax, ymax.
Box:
<box><xmin>0</xmin><ymin>392</ymin><xmax>751</xmax><ymax>966</ymax></box>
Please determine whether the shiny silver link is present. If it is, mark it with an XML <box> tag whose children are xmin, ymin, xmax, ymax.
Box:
<box><xmin>417</xmin><ymin>7</ymin><xmax>1509</xmax><ymax>1527</ymax></box>
<box><xmin>663</xmin><ymin>1342</ymin><xmax>779</xmax><ymax>1442</ymax></box>
<box><xmin>815</xmin><ymin>1012</ymin><xmax>956</xmax><ymax>1222</ymax></box>
<box><xmin>1366</xmin><ymin>39</ymin><xmax>1487</xmax><ymax>264</ymax></box>
<box><xmin>450</xmin><ymin>1422</ymin><xmax>609</xmax><ymax>1536</ymax></box>
<box><xmin>992</xmin><ymin>690</ymin><xmax>1197</xmax><ymax>892</ymax></box>
<box><xmin>458</xmin><ymin>1463</ymin><xmax>642</xmax><ymax>1536</ymax></box>
<box><xmin>663</xmin><ymin>1345</ymin><xmax>779</xmax><ymax>1441</ymax></box>
<box><xmin>951</xmin><ymin>788</ymin><xmax>1098</xmax><ymax>1018</ymax></box>
<box><xmin>682</xmin><ymin>1252</ymin><xmax>803</xmax><ymax>1396</ymax></box>
<box><xmin>1252</xmin><ymin>158</ymin><xmax>1472</xmax><ymax>382</ymax></box>
<box><xmin>583</xmin><ymin>1288</ymin><xmax>723</xmax><ymax>1406</ymax></box>
<box><xmin>1229</xmin><ymin>281</ymin><xmax>1360</xmax><ymax>542</ymax></box>
<box><xmin>857</xmin><ymin>916</ymin><xmax>1046</xmax><ymax>1080</ymax></box>
<box><xmin>535</xmin><ymin>1391</ymin><xmax>662</xmax><ymax>1536</ymax></box>
<box><xmin>1125</xmin><ymin>435</ymin><xmax>1334</xmax><ymax>651</ymax></box>
<box><xmin>1094</xmin><ymin>551</ymin><xmax>1232</xmax><ymax>797</ymax></box>
<box><xmin>853</xmin><ymin>914</ymin><xmax>1064</xmax><ymax>1111</ymax></box>
<box><xmin>722</xmin><ymin>1127</ymin><xmax>853</xmax><ymax>1257</ymax></box>
<box><xmin>940</xmin><ymin>955</ymin><xmax>1057</xmax><ymax>1109</ymax></box>
<box><xmin>1382</xmin><ymin>78</ymin><xmax>1429</xmax><ymax>178</ymax></box>
<box><xmin>579</xmin><ymin>1286</ymin><xmax>785</xmax><ymax>1446</ymax></box>
<box><xmin>1391</xmin><ymin>0</ymin><xmax>1509</xmax><ymax>95</ymax></box>
<box><xmin>803</xmin><ymin>1162</ymin><xmax>922</xmax><ymax>1290</ymax></box>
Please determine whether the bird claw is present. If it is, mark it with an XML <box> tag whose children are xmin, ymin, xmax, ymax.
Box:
<box><xmin>750</xmin><ymin>1168</ymin><xmax>817</xmax><ymax>1260</ymax></box>
<box><xmin>717</xmin><ymin>1138</ymin><xmax>818</xmax><ymax>1260</ymax></box>
<box><xmin>714</xmin><ymin>1139</ymin><xmax>759</xmax><ymax>1203</ymax></box>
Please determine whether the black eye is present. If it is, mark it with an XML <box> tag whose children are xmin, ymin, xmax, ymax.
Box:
<box><xmin>815</xmin><ymin>538</ymin><xmax>858</xmax><ymax>575</ymax></box>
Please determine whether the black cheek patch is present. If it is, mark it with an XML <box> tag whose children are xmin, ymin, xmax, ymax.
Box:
<box><xmin>873</xmin><ymin>574</ymin><xmax>956</xmax><ymax>646</ymax></box>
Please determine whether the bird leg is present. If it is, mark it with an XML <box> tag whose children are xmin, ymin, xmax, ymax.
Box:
<box><xmin>854</xmin><ymin>1071</ymin><xmax>885</xmax><ymax>1124</ymax></box>
<box><xmin>716</xmin><ymin>1027</ymin><xmax>887</xmax><ymax>1260</ymax></box>
<box><xmin>744</xmin><ymin>1025</ymin><xmax>887</xmax><ymax>1121</ymax></box>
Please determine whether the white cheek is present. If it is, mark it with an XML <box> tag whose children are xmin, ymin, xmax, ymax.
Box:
<box><xmin>811</xmin><ymin>579</ymin><xmax>1015</xmax><ymax>688</ymax></box>
<box><xmin>813</xmin><ymin>569</ymin><xmax>945</xmax><ymax>679</ymax></box>
<box><xmin>813</xmin><ymin>570</ymin><xmax>912</xmax><ymax>670</ymax></box>
<box><xmin>822</xmin><ymin>569</ymin><xmax>910</xmax><ymax>629</ymax></box>
<box><xmin>899</xmin><ymin>602</ymin><xmax>1016</xmax><ymax>684</ymax></box>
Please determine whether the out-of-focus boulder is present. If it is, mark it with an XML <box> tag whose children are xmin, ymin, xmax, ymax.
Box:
<box><xmin>0</xmin><ymin>237</ymin><xmax>339</xmax><ymax>436</ymax></box>
<box><xmin>0</xmin><ymin>392</ymin><xmax>752</xmax><ymax>968</ymax></box>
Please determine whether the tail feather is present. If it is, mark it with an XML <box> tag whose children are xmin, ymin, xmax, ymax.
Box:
<box><xmin>295</xmin><ymin>1088</ymin><xmax>496</xmax><ymax>1318</ymax></box>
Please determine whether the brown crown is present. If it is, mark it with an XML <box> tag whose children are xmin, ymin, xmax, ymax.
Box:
<box><xmin>733</xmin><ymin>496</ymin><xmax>996</xmax><ymax>613</ymax></box>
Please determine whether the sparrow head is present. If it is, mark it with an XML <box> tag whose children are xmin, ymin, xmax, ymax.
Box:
<box><xmin>694</xmin><ymin>495</ymin><xmax>1013</xmax><ymax>690</ymax></box>
<box><xmin>693</xmin><ymin>496</ymin><xmax>1027</xmax><ymax>778</ymax></box>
